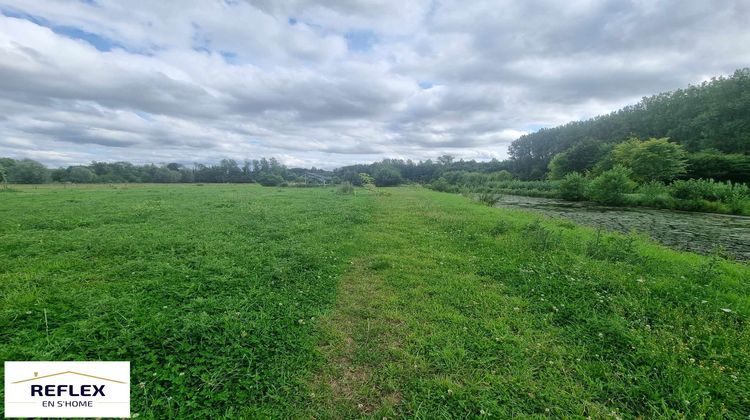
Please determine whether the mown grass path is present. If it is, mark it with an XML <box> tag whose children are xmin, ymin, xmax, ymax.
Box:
<box><xmin>1</xmin><ymin>185</ymin><xmax>748</xmax><ymax>418</ymax></box>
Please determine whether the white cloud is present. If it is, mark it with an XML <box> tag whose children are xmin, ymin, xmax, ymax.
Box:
<box><xmin>0</xmin><ymin>0</ymin><xmax>748</xmax><ymax>168</ymax></box>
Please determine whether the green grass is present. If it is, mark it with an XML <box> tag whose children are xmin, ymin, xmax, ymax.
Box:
<box><xmin>1</xmin><ymin>184</ymin><xmax>748</xmax><ymax>418</ymax></box>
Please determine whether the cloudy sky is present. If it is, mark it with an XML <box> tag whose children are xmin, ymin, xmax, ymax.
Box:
<box><xmin>0</xmin><ymin>0</ymin><xmax>748</xmax><ymax>168</ymax></box>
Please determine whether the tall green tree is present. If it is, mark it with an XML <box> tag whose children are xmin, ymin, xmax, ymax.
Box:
<box><xmin>685</xmin><ymin>151</ymin><xmax>750</xmax><ymax>183</ymax></box>
<box><xmin>373</xmin><ymin>166</ymin><xmax>402</xmax><ymax>186</ymax></box>
<box><xmin>548</xmin><ymin>138</ymin><xmax>611</xmax><ymax>179</ymax></box>
<box><xmin>7</xmin><ymin>159</ymin><xmax>50</xmax><ymax>184</ymax></box>
<box><xmin>68</xmin><ymin>166</ymin><xmax>96</xmax><ymax>183</ymax></box>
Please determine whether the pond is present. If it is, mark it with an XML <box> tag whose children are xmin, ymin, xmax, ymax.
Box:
<box><xmin>494</xmin><ymin>195</ymin><xmax>750</xmax><ymax>262</ymax></box>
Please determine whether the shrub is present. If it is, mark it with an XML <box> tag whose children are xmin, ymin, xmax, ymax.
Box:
<box><xmin>337</xmin><ymin>181</ymin><xmax>354</xmax><ymax>194</ymax></box>
<box><xmin>429</xmin><ymin>178</ymin><xmax>452</xmax><ymax>192</ymax></box>
<box><xmin>586</xmin><ymin>166</ymin><xmax>636</xmax><ymax>205</ymax></box>
<box><xmin>257</xmin><ymin>173</ymin><xmax>284</xmax><ymax>186</ymax></box>
<box><xmin>358</xmin><ymin>172</ymin><xmax>375</xmax><ymax>186</ymax></box>
<box><xmin>558</xmin><ymin>172</ymin><xmax>588</xmax><ymax>201</ymax></box>
<box><xmin>725</xmin><ymin>183</ymin><xmax>750</xmax><ymax>214</ymax></box>
<box><xmin>633</xmin><ymin>181</ymin><xmax>675</xmax><ymax>208</ymax></box>
<box><xmin>667</xmin><ymin>178</ymin><xmax>748</xmax><ymax>203</ymax></box>
<box><xmin>492</xmin><ymin>170</ymin><xmax>514</xmax><ymax>181</ymax></box>
<box><xmin>612</xmin><ymin>137</ymin><xmax>687</xmax><ymax>182</ymax></box>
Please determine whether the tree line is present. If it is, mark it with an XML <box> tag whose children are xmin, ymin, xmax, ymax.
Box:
<box><xmin>0</xmin><ymin>155</ymin><xmax>513</xmax><ymax>187</ymax></box>
<box><xmin>0</xmin><ymin>157</ymin><xmax>330</xmax><ymax>186</ymax></box>
<box><xmin>333</xmin><ymin>155</ymin><xmax>510</xmax><ymax>186</ymax></box>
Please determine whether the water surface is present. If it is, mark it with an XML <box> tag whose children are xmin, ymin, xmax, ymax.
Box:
<box><xmin>495</xmin><ymin>195</ymin><xmax>750</xmax><ymax>261</ymax></box>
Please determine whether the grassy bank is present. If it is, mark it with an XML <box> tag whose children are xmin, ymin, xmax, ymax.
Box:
<box><xmin>1</xmin><ymin>185</ymin><xmax>748</xmax><ymax>417</ymax></box>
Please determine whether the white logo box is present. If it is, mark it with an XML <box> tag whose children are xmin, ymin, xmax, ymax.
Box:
<box><xmin>4</xmin><ymin>361</ymin><xmax>130</xmax><ymax>418</ymax></box>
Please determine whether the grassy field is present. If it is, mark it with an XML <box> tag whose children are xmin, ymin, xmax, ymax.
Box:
<box><xmin>1</xmin><ymin>184</ymin><xmax>748</xmax><ymax>418</ymax></box>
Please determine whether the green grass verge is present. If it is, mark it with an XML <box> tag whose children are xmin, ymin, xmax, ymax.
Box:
<box><xmin>1</xmin><ymin>185</ymin><xmax>748</xmax><ymax>418</ymax></box>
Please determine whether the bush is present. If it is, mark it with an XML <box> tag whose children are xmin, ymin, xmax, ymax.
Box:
<box><xmin>492</xmin><ymin>170</ymin><xmax>514</xmax><ymax>181</ymax></box>
<box><xmin>257</xmin><ymin>173</ymin><xmax>284</xmax><ymax>186</ymax></box>
<box><xmin>337</xmin><ymin>181</ymin><xmax>354</xmax><ymax>194</ymax></box>
<box><xmin>612</xmin><ymin>137</ymin><xmax>687</xmax><ymax>182</ymax></box>
<box><xmin>429</xmin><ymin>178</ymin><xmax>452</xmax><ymax>192</ymax></box>
<box><xmin>358</xmin><ymin>173</ymin><xmax>375</xmax><ymax>186</ymax></box>
<box><xmin>586</xmin><ymin>166</ymin><xmax>636</xmax><ymax>205</ymax></box>
<box><xmin>558</xmin><ymin>172</ymin><xmax>588</xmax><ymax>201</ymax></box>
<box><xmin>632</xmin><ymin>181</ymin><xmax>675</xmax><ymax>208</ymax></box>
<box><xmin>724</xmin><ymin>183</ymin><xmax>750</xmax><ymax>214</ymax></box>
<box><xmin>668</xmin><ymin>178</ymin><xmax>745</xmax><ymax>202</ymax></box>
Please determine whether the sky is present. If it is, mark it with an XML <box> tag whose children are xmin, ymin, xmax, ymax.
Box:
<box><xmin>0</xmin><ymin>1</ymin><xmax>748</xmax><ymax>169</ymax></box>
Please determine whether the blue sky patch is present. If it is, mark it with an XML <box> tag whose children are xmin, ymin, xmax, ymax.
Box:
<box><xmin>2</xmin><ymin>7</ymin><xmax>121</xmax><ymax>52</ymax></box>
<box><xmin>344</xmin><ymin>30</ymin><xmax>377</xmax><ymax>52</ymax></box>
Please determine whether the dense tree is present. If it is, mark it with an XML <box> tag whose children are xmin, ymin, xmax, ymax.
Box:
<box><xmin>437</xmin><ymin>154</ymin><xmax>455</xmax><ymax>165</ymax></box>
<box><xmin>68</xmin><ymin>166</ymin><xmax>96</xmax><ymax>183</ymax></box>
<box><xmin>0</xmin><ymin>157</ymin><xmax>308</xmax><ymax>185</ymax></box>
<box><xmin>373</xmin><ymin>166</ymin><xmax>403</xmax><ymax>186</ymax></box>
<box><xmin>334</xmin><ymin>157</ymin><xmax>512</xmax><ymax>186</ymax></box>
<box><xmin>0</xmin><ymin>158</ymin><xmax>16</xmax><ymax>171</ymax></box>
<box><xmin>510</xmin><ymin>68</ymin><xmax>750</xmax><ymax>181</ymax></box>
<box><xmin>7</xmin><ymin>159</ymin><xmax>50</xmax><ymax>184</ymax></box>
<box><xmin>548</xmin><ymin>138</ymin><xmax>611</xmax><ymax>179</ymax></box>
<box><xmin>685</xmin><ymin>151</ymin><xmax>750</xmax><ymax>183</ymax></box>
<box><xmin>153</xmin><ymin>167</ymin><xmax>182</xmax><ymax>183</ymax></box>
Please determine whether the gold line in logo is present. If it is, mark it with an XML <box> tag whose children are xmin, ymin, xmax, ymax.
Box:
<box><xmin>12</xmin><ymin>371</ymin><xmax>126</xmax><ymax>384</ymax></box>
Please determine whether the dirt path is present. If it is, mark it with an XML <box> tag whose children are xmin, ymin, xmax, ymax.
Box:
<box><xmin>310</xmin><ymin>259</ymin><xmax>407</xmax><ymax>418</ymax></box>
